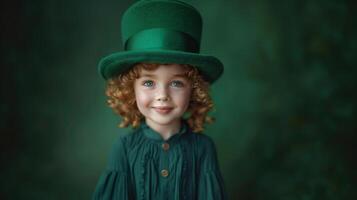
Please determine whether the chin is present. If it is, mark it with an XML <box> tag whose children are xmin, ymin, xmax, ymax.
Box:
<box><xmin>151</xmin><ymin>117</ymin><xmax>178</xmax><ymax>125</ymax></box>
<box><xmin>147</xmin><ymin>114</ymin><xmax>182</xmax><ymax>126</ymax></box>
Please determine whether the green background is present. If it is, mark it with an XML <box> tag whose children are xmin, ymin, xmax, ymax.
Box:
<box><xmin>1</xmin><ymin>0</ymin><xmax>356</xmax><ymax>199</ymax></box>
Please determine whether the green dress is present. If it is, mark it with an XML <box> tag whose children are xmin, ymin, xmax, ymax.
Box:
<box><xmin>93</xmin><ymin>120</ymin><xmax>227</xmax><ymax>200</ymax></box>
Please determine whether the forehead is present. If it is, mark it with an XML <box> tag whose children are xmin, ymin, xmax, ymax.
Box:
<box><xmin>139</xmin><ymin>64</ymin><xmax>187</xmax><ymax>77</ymax></box>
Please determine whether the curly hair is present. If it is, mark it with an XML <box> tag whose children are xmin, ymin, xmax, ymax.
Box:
<box><xmin>105</xmin><ymin>63</ymin><xmax>215</xmax><ymax>133</ymax></box>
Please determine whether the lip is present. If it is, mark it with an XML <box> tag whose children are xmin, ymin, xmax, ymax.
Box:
<box><xmin>152</xmin><ymin>106</ymin><xmax>173</xmax><ymax>114</ymax></box>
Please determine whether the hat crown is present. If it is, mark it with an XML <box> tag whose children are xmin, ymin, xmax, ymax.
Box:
<box><xmin>121</xmin><ymin>0</ymin><xmax>203</xmax><ymax>51</ymax></box>
<box><xmin>98</xmin><ymin>0</ymin><xmax>224</xmax><ymax>84</ymax></box>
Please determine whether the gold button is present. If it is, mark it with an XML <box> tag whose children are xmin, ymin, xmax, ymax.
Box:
<box><xmin>161</xmin><ymin>169</ymin><xmax>169</xmax><ymax>177</ymax></box>
<box><xmin>162</xmin><ymin>143</ymin><xmax>170</xmax><ymax>151</ymax></box>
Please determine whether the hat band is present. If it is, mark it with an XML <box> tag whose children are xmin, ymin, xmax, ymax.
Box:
<box><xmin>125</xmin><ymin>28</ymin><xmax>199</xmax><ymax>53</ymax></box>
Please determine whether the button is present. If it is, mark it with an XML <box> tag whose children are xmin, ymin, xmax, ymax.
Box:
<box><xmin>162</xmin><ymin>142</ymin><xmax>170</xmax><ymax>151</ymax></box>
<box><xmin>161</xmin><ymin>169</ymin><xmax>169</xmax><ymax>177</ymax></box>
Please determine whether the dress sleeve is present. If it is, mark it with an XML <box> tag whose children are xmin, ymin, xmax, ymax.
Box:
<box><xmin>198</xmin><ymin>136</ymin><xmax>228</xmax><ymax>200</ymax></box>
<box><xmin>92</xmin><ymin>136</ymin><xmax>134</xmax><ymax>200</ymax></box>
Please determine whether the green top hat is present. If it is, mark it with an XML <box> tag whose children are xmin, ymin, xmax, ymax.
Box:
<box><xmin>98</xmin><ymin>0</ymin><xmax>224</xmax><ymax>83</ymax></box>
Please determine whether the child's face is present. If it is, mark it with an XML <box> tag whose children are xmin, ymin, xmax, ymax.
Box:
<box><xmin>134</xmin><ymin>64</ymin><xmax>192</xmax><ymax>127</ymax></box>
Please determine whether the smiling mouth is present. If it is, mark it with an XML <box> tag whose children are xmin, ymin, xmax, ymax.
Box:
<box><xmin>153</xmin><ymin>107</ymin><xmax>173</xmax><ymax>114</ymax></box>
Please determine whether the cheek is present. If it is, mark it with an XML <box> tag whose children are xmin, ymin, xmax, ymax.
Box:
<box><xmin>172</xmin><ymin>89</ymin><xmax>192</xmax><ymax>108</ymax></box>
<box><xmin>135</xmin><ymin>89</ymin><xmax>152</xmax><ymax>108</ymax></box>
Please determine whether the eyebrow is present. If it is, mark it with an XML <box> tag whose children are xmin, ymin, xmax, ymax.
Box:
<box><xmin>140</xmin><ymin>73</ymin><xmax>187</xmax><ymax>78</ymax></box>
<box><xmin>140</xmin><ymin>74</ymin><xmax>156</xmax><ymax>78</ymax></box>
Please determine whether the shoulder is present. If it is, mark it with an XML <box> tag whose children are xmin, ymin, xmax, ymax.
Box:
<box><xmin>188</xmin><ymin>132</ymin><xmax>218</xmax><ymax>155</ymax></box>
<box><xmin>191</xmin><ymin>132</ymin><xmax>216</xmax><ymax>146</ymax></box>
<box><xmin>116</xmin><ymin>127</ymin><xmax>143</xmax><ymax>148</ymax></box>
<box><xmin>107</xmin><ymin>128</ymin><xmax>142</xmax><ymax>170</ymax></box>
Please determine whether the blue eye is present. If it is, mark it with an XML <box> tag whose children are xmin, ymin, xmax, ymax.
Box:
<box><xmin>171</xmin><ymin>80</ymin><xmax>184</xmax><ymax>88</ymax></box>
<box><xmin>143</xmin><ymin>80</ymin><xmax>154</xmax><ymax>87</ymax></box>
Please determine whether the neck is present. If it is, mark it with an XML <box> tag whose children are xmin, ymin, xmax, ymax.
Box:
<box><xmin>145</xmin><ymin>118</ymin><xmax>181</xmax><ymax>141</ymax></box>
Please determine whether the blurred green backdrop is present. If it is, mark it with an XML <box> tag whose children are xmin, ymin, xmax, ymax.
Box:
<box><xmin>1</xmin><ymin>0</ymin><xmax>356</xmax><ymax>199</ymax></box>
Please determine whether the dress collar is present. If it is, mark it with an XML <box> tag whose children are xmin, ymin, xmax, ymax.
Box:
<box><xmin>140</xmin><ymin>119</ymin><xmax>189</xmax><ymax>142</ymax></box>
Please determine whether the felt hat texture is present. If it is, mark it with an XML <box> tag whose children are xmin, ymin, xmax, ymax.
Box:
<box><xmin>98</xmin><ymin>0</ymin><xmax>224</xmax><ymax>83</ymax></box>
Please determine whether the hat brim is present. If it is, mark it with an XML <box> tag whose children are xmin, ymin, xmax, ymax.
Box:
<box><xmin>98</xmin><ymin>49</ymin><xmax>223</xmax><ymax>83</ymax></box>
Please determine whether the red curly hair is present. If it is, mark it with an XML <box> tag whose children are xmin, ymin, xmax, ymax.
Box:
<box><xmin>105</xmin><ymin>63</ymin><xmax>215</xmax><ymax>133</ymax></box>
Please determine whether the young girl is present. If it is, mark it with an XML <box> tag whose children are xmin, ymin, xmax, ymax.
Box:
<box><xmin>93</xmin><ymin>0</ymin><xmax>227</xmax><ymax>199</ymax></box>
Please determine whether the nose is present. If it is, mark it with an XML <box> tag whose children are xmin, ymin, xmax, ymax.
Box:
<box><xmin>156</xmin><ymin>85</ymin><xmax>170</xmax><ymax>102</ymax></box>
<box><xmin>158</xmin><ymin>96</ymin><xmax>169</xmax><ymax>101</ymax></box>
